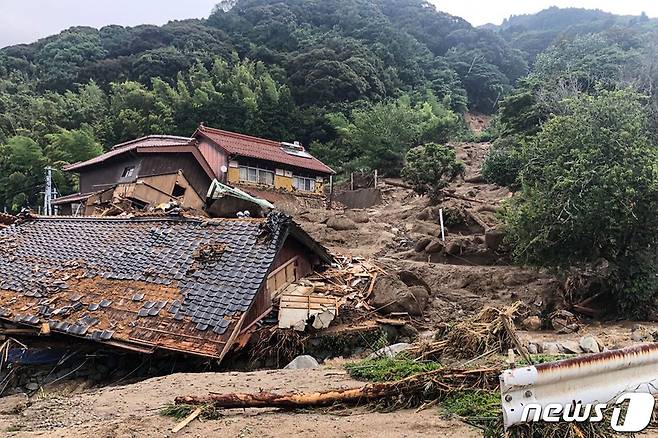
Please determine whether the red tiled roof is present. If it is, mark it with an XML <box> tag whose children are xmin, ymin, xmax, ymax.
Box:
<box><xmin>64</xmin><ymin>136</ymin><xmax>196</xmax><ymax>171</ymax></box>
<box><xmin>194</xmin><ymin>125</ymin><xmax>335</xmax><ymax>175</ymax></box>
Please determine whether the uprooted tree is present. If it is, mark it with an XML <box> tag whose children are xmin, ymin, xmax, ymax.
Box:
<box><xmin>502</xmin><ymin>89</ymin><xmax>658</xmax><ymax>317</ymax></box>
<box><xmin>401</xmin><ymin>142</ymin><xmax>464</xmax><ymax>201</ymax></box>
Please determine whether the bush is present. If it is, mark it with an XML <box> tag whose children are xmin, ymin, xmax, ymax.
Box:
<box><xmin>345</xmin><ymin>357</ymin><xmax>441</xmax><ymax>382</ymax></box>
<box><xmin>481</xmin><ymin>135</ymin><xmax>526</xmax><ymax>188</ymax></box>
<box><xmin>502</xmin><ymin>89</ymin><xmax>658</xmax><ymax>317</ymax></box>
<box><xmin>401</xmin><ymin>142</ymin><xmax>464</xmax><ymax>201</ymax></box>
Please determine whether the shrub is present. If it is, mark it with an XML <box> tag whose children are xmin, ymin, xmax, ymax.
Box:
<box><xmin>401</xmin><ymin>142</ymin><xmax>464</xmax><ymax>201</ymax></box>
<box><xmin>345</xmin><ymin>357</ymin><xmax>441</xmax><ymax>382</ymax></box>
<box><xmin>482</xmin><ymin>135</ymin><xmax>526</xmax><ymax>188</ymax></box>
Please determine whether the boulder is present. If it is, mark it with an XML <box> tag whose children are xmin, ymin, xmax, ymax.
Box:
<box><xmin>560</xmin><ymin>340</ymin><xmax>582</xmax><ymax>354</ymax></box>
<box><xmin>425</xmin><ymin>239</ymin><xmax>443</xmax><ymax>254</ymax></box>
<box><xmin>370</xmin><ymin>277</ymin><xmax>429</xmax><ymax>316</ymax></box>
<box><xmin>397</xmin><ymin>270</ymin><xmax>432</xmax><ymax>294</ymax></box>
<box><xmin>284</xmin><ymin>355</ymin><xmax>320</xmax><ymax>369</ymax></box>
<box><xmin>579</xmin><ymin>335</ymin><xmax>601</xmax><ymax>353</ymax></box>
<box><xmin>485</xmin><ymin>228</ymin><xmax>506</xmax><ymax>251</ymax></box>
<box><xmin>326</xmin><ymin>216</ymin><xmax>358</xmax><ymax>231</ymax></box>
<box><xmin>521</xmin><ymin>316</ymin><xmax>541</xmax><ymax>331</ymax></box>
<box><xmin>542</xmin><ymin>342</ymin><xmax>562</xmax><ymax>354</ymax></box>
<box><xmin>411</xmin><ymin>221</ymin><xmax>442</xmax><ymax>237</ymax></box>
<box><xmin>368</xmin><ymin>343</ymin><xmax>412</xmax><ymax>359</ymax></box>
<box><xmin>414</xmin><ymin>237</ymin><xmax>432</xmax><ymax>252</ymax></box>
<box><xmin>445</xmin><ymin>240</ymin><xmax>461</xmax><ymax>255</ymax></box>
<box><xmin>527</xmin><ymin>343</ymin><xmax>539</xmax><ymax>355</ymax></box>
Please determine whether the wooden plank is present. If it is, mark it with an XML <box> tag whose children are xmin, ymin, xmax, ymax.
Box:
<box><xmin>172</xmin><ymin>407</ymin><xmax>202</xmax><ymax>433</ymax></box>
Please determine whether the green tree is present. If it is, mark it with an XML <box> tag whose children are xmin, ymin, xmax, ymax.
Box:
<box><xmin>502</xmin><ymin>89</ymin><xmax>658</xmax><ymax>316</ymax></box>
<box><xmin>317</xmin><ymin>95</ymin><xmax>459</xmax><ymax>175</ymax></box>
<box><xmin>0</xmin><ymin>136</ymin><xmax>46</xmax><ymax>212</ymax></box>
<box><xmin>401</xmin><ymin>142</ymin><xmax>464</xmax><ymax>201</ymax></box>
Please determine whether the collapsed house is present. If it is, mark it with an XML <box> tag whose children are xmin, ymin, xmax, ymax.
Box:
<box><xmin>53</xmin><ymin>128</ymin><xmax>336</xmax><ymax>216</ymax></box>
<box><xmin>54</xmin><ymin>135</ymin><xmax>216</xmax><ymax>215</ymax></box>
<box><xmin>0</xmin><ymin>212</ymin><xmax>332</xmax><ymax>361</ymax></box>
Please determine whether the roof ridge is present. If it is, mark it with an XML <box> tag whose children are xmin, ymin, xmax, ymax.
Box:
<box><xmin>199</xmin><ymin>125</ymin><xmax>281</xmax><ymax>147</ymax></box>
<box><xmin>111</xmin><ymin>134</ymin><xmax>195</xmax><ymax>150</ymax></box>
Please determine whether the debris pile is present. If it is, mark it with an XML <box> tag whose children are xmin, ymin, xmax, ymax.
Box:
<box><xmin>410</xmin><ymin>301</ymin><xmax>531</xmax><ymax>363</ymax></box>
<box><xmin>273</xmin><ymin>255</ymin><xmax>383</xmax><ymax>332</ymax></box>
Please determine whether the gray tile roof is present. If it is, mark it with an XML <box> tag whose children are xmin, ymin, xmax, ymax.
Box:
<box><xmin>0</xmin><ymin>213</ymin><xmax>293</xmax><ymax>358</ymax></box>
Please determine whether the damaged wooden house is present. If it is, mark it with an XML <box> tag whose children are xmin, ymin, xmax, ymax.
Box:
<box><xmin>194</xmin><ymin>125</ymin><xmax>335</xmax><ymax>204</ymax></box>
<box><xmin>53</xmin><ymin>135</ymin><xmax>216</xmax><ymax>215</ymax></box>
<box><xmin>54</xmin><ymin>127</ymin><xmax>336</xmax><ymax>216</ymax></box>
<box><xmin>0</xmin><ymin>212</ymin><xmax>332</xmax><ymax>361</ymax></box>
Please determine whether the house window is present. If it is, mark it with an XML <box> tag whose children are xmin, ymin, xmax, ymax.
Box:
<box><xmin>238</xmin><ymin>165</ymin><xmax>274</xmax><ymax>186</ymax></box>
<box><xmin>293</xmin><ymin>176</ymin><xmax>316</xmax><ymax>192</ymax></box>
<box><xmin>121</xmin><ymin>166</ymin><xmax>135</xmax><ymax>178</ymax></box>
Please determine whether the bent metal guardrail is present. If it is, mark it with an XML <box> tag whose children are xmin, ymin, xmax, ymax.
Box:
<box><xmin>500</xmin><ymin>343</ymin><xmax>658</xmax><ymax>429</ymax></box>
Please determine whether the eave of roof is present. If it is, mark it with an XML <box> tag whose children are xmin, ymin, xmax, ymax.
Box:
<box><xmin>194</xmin><ymin>125</ymin><xmax>336</xmax><ymax>175</ymax></box>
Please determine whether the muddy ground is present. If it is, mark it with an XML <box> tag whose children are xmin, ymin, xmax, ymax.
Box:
<box><xmin>0</xmin><ymin>368</ymin><xmax>480</xmax><ymax>437</ymax></box>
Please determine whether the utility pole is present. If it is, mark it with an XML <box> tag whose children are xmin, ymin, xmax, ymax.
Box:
<box><xmin>44</xmin><ymin>166</ymin><xmax>53</xmax><ymax>216</ymax></box>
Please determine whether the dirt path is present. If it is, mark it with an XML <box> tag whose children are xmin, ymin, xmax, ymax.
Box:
<box><xmin>1</xmin><ymin>368</ymin><xmax>480</xmax><ymax>438</ymax></box>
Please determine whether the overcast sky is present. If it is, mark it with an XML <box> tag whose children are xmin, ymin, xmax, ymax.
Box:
<box><xmin>1</xmin><ymin>0</ymin><xmax>657</xmax><ymax>48</ymax></box>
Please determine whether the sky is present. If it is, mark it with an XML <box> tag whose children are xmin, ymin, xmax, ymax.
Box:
<box><xmin>1</xmin><ymin>0</ymin><xmax>658</xmax><ymax>48</ymax></box>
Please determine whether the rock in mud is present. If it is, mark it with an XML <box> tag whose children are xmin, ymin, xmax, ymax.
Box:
<box><xmin>0</xmin><ymin>393</ymin><xmax>29</xmax><ymax>414</ymax></box>
<box><xmin>424</xmin><ymin>239</ymin><xmax>443</xmax><ymax>253</ymax></box>
<box><xmin>368</xmin><ymin>343</ymin><xmax>412</xmax><ymax>359</ymax></box>
<box><xmin>284</xmin><ymin>355</ymin><xmax>320</xmax><ymax>369</ymax></box>
<box><xmin>370</xmin><ymin>277</ymin><xmax>429</xmax><ymax>316</ymax></box>
<box><xmin>411</xmin><ymin>221</ymin><xmax>442</xmax><ymax>237</ymax></box>
<box><xmin>484</xmin><ymin>228</ymin><xmax>506</xmax><ymax>251</ymax></box>
<box><xmin>414</xmin><ymin>237</ymin><xmax>432</xmax><ymax>252</ymax></box>
<box><xmin>397</xmin><ymin>270</ymin><xmax>432</xmax><ymax>294</ymax></box>
<box><xmin>345</xmin><ymin>209</ymin><xmax>370</xmax><ymax>223</ymax></box>
<box><xmin>579</xmin><ymin>335</ymin><xmax>601</xmax><ymax>353</ymax></box>
<box><xmin>521</xmin><ymin>316</ymin><xmax>541</xmax><ymax>331</ymax></box>
<box><xmin>326</xmin><ymin>216</ymin><xmax>358</xmax><ymax>231</ymax></box>
<box><xmin>444</xmin><ymin>240</ymin><xmax>461</xmax><ymax>255</ymax></box>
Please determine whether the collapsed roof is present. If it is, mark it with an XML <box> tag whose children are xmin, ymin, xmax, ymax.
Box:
<box><xmin>63</xmin><ymin>135</ymin><xmax>215</xmax><ymax>181</ymax></box>
<box><xmin>0</xmin><ymin>212</ymin><xmax>331</xmax><ymax>359</ymax></box>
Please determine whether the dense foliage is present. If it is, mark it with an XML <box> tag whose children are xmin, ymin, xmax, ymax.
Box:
<box><xmin>313</xmin><ymin>94</ymin><xmax>459</xmax><ymax>176</ymax></box>
<box><xmin>503</xmin><ymin>90</ymin><xmax>658</xmax><ymax>316</ymax></box>
<box><xmin>401</xmin><ymin>142</ymin><xmax>464</xmax><ymax>200</ymax></box>
<box><xmin>0</xmin><ymin>0</ymin><xmax>539</xmax><ymax>211</ymax></box>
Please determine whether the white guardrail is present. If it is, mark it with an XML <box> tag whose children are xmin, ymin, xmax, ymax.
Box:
<box><xmin>500</xmin><ymin>343</ymin><xmax>658</xmax><ymax>430</ymax></box>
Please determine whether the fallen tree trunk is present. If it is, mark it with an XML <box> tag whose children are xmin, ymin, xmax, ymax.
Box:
<box><xmin>175</xmin><ymin>367</ymin><xmax>498</xmax><ymax>409</ymax></box>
